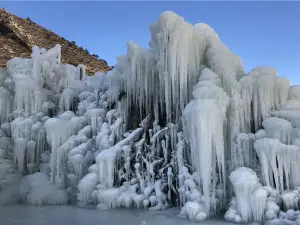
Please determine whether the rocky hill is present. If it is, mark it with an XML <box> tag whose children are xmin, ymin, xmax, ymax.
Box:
<box><xmin>0</xmin><ymin>8</ymin><xmax>111</xmax><ymax>74</ymax></box>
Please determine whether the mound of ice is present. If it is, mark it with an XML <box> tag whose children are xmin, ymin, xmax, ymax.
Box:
<box><xmin>20</xmin><ymin>172</ymin><xmax>67</xmax><ymax>205</ymax></box>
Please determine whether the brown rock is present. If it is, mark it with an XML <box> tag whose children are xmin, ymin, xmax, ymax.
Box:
<box><xmin>0</xmin><ymin>8</ymin><xmax>112</xmax><ymax>74</ymax></box>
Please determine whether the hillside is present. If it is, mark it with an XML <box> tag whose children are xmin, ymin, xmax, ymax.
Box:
<box><xmin>0</xmin><ymin>8</ymin><xmax>111</xmax><ymax>74</ymax></box>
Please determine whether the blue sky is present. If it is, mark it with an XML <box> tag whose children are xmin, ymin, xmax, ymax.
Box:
<box><xmin>2</xmin><ymin>1</ymin><xmax>300</xmax><ymax>84</ymax></box>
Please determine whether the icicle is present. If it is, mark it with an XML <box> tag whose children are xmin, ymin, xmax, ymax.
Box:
<box><xmin>275</xmin><ymin>77</ymin><xmax>290</xmax><ymax>109</ymax></box>
<box><xmin>0</xmin><ymin>87</ymin><xmax>13</xmax><ymax>124</ymax></box>
<box><xmin>235</xmin><ymin>133</ymin><xmax>256</xmax><ymax>168</ymax></box>
<box><xmin>239</xmin><ymin>76</ymin><xmax>254</xmax><ymax>133</ymax></box>
<box><xmin>262</xmin><ymin>117</ymin><xmax>295</xmax><ymax>145</ymax></box>
<box><xmin>251</xmin><ymin>188</ymin><xmax>268</xmax><ymax>223</ymax></box>
<box><xmin>229</xmin><ymin>167</ymin><xmax>262</xmax><ymax>223</ymax></box>
<box><xmin>167</xmin><ymin>167</ymin><xmax>173</xmax><ymax>202</ymax></box>
<box><xmin>248</xmin><ymin>67</ymin><xmax>278</xmax><ymax>131</ymax></box>
<box><xmin>14</xmin><ymin>138</ymin><xmax>27</xmax><ymax>174</ymax></box>
<box><xmin>77</xmin><ymin>172</ymin><xmax>98</xmax><ymax>206</ymax></box>
<box><xmin>183</xmin><ymin>99</ymin><xmax>226</xmax><ymax>214</ymax></box>
<box><xmin>288</xmin><ymin>85</ymin><xmax>300</xmax><ymax>102</ymax></box>
<box><xmin>26</xmin><ymin>140</ymin><xmax>36</xmax><ymax>174</ymax></box>
<box><xmin>254</xmin><ymin>138</ymin><xmax>300</xmax><ymax>192</ymax></box>
<box><xmin>45</xmin><ymin>118</ymin><xmax>73</xmax><ymax>183</ymax></box>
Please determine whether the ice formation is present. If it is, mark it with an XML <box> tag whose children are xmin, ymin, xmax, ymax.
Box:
<box><xmin>0</xmin><ymin>10</ymin><xmax>300</xmax><ymax>225</ymax></box>
<box><xmin>226</xmin><ymin>167</ymin><xmax>266</xmax><ymax>223</ymax></box>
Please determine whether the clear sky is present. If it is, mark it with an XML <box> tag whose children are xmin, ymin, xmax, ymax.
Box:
<box><xmin>2</xmin><ymin>1</ymin><xmax>300</xmax><ymax>84</ymax></box>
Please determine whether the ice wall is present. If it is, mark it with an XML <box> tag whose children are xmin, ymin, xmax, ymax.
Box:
<box><xmin>0</xmin><ymin>10</ymin><xmax>300</xmax><ymax>225</ymax></box>
<box><xmin>0</xmin><ymin>45</ymin><xmax>87</xmax><ymax>204</ymax></box>
<box><xmin>107</xmin><ymin>11</ymin><xmax>297</xmax><ymax>223</ymax></box>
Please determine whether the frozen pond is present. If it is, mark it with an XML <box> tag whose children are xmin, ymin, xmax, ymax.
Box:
<box><xmin>0</xmin><ymin>205</ymin><xmax>240</xmax><ymax>225</ymax></box>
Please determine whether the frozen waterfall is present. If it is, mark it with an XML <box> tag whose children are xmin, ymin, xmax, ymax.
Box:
<box><xmin>0</xmin><ymin>10</ymin><xmax>300</xmax><ymax>225</ymax></box>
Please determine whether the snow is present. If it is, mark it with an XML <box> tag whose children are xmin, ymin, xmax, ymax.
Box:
<box><xmin>1</xmin><ymin>10</ymin><xmax>300</xmax><ymax>225</ymax></box>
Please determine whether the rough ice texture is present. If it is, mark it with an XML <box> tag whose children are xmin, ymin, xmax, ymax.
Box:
<box><xmin>288</xmin><ymin>86</ymin><xmax>300</xmax><ymax>102</ymax></box>
<box><xmin>1</xmin><ymin>10</ymin><xmax>300</xmax><ymax>225</ymax></box>
<box><xmin>182</xmin><ymin>66</ymin><xmax>229</xmax><ymax>217</ymax></box>
<box><xmin>254</xmin><ymin>138</ymin><xmax>300</xmax><ymax>192</ymax></box>
<box><xmin>262</xmin><ymin>117</ymin><xmax>294</xmax><ymax>144</ymax></box>
<box><xmin>227</xmin><ymin>167</ymin><xmax>262</xmax><ymax>223</ymax></box>
<box><xmin>20</xmin><ymin>172</ymin><xmax>67</xmax><ymax>205</ymax></box>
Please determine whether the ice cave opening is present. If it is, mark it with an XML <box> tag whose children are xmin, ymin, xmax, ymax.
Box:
<box><xmin>1</xmin><ymin>11</ymin><xmax>300</xmax><ymax>225</ymax></box>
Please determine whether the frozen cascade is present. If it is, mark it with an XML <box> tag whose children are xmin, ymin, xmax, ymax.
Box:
<box><xmin>245</xmin><ymin>67</ymin><xmax>290</xmax><ymax>131</ymax></box>
<box><xmin>182</xmin><ymin>67</ymin><xmax>230</xmax><ymax>216</ymax></box>
<box><xmin>0</xmin><ymin>86</ymin><xmax>13</xmax><ymax>124</ymax></box>
<box><xmin>254</xmin><ymin>138</ymin><xmax>300</xmax><ymax>192</ymax></box>
<box><xmin>149</xmin><ymin>12</ymin><xmax>207</xmax><ymax>123</ymax></box>
<box><xmin>111</xmin><ymin>11</ymin><xmax>209</xmax><ymax>124</ymax></box>
<box><xmin>262</xmin><ymin>117</ymin><xmax>295</xmax><ymax>145</ymax></box>
<box><xmin>225</xmin><ymin>167</ymin><xmax>268</xmax><ymax>223</ymax></box>
<box><xmin>248</xmin><ymin>67</ymin><xmax>277</xmax><ymax>131</ymax></box>
<box><xmin>275</xmin><ymin>77</ymin><xmax>290</xmax><ymax>109</ymax></box>
<box><xmin>0</xmin><ymin>44</ymin><xmax>90</xmax><ymax>205</ymax></box>
<box><xmin>229</xmin><ymin>167</ymin><xmax>260</xmax><ymax>222</ymax></box>
<box><xmin>239</xmin><ymin>76</ymin><xmax>254</xmax><ymax>133</ymax></box>
<box><xmin>288</xmin><ymin>85</ymin><xmax>300</xmax><ymax>102</ymax></box>
<box><xmin>1</xmin><ymin>10</ymin><xmax>300</xmax><ymax>225</ymax></box>
<box><xmin>234</xmin><ymin>133</ymin><xmax>256</xmax><ymax>168</ymax></box>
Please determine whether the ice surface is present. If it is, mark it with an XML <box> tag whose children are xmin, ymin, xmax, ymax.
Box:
<box><xmin>0</xmin><ymin>205</ymin><xmax>240</xmax><ymax>225</ymax></box>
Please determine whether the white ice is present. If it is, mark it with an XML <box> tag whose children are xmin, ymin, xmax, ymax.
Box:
<box><xmin>1</xmin><ymin>10</ymin><xmax>300</xmax><ymax>225</ymax></box>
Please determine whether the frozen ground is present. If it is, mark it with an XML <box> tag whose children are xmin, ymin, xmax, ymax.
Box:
<box><xmin>0</xmin><ymin>205</ymin><xmax>240</xmax><ymax>225</ymax></box>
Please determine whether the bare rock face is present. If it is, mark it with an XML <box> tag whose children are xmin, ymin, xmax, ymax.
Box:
<box><xmin>0</xmin><ymin>8</ymin><xmax>111</xmax><ymax>74</ymax></box>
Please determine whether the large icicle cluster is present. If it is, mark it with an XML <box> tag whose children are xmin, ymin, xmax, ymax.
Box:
<box><xmin>180</xmin><ymin>67</ymin><xmax>229</xmax><ymax>220</ymax></box>
<box><xmin>226</xmin><ymin>88</ymin><xmax>300</xmax><ymax>224</ymax></box>
<box><xmin>225</xmin><ymin>167</ymin><xmax>284</xmax><ymax>224</ymax></box>
<box><xmin>0</xmin><ymin>44</ymin><xmax>87</xmax><ymax>205</ymax></box>
<box><xmin>110</xmin><ymin>12</ymin><xmax>208</xmax><ymax>124</ymax></box>
<box><xmin>1</xmin><ymin>10</ymin><xmax>300</xmax><ymax>225</ymax></box>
